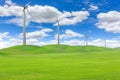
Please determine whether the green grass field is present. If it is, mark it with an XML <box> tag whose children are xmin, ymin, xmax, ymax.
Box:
<box><xmin>0</xmin><ymin>45</ymin><xmax>120</xmax><ymax>80</ymax></box>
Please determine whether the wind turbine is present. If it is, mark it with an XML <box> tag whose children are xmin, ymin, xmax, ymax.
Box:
<box><xmin>57</xmin><ymin>19</ymin><xmax>60</xmax><ymax>45</ymax></box>
<box><xmin>104</xmin><ymin>40</ymin><xmax>107</xmax><ymax>48</ymax></box>
<box><xmin>85</xmin><ymin>33</ymin><xmax>88</xmax><ymax>46</ymax></box>
<box><xmin>17</xmin><ymin>1</ymin><xmax>32</xmax><ymax>45</ymax></box>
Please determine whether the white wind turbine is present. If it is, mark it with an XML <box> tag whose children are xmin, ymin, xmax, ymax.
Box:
<box><xmin>104</xmin><ymin>40</ymin><xmax>107</xmax><ymax>48</ymax></box>
<box><xmin>56</xmin><ymin>19</ymin><xmax>60</xmax><ymax>45</ymax></box>
<box><xmin>85</xmin><ymin>33</ymin><xmax>88</xmax><ymax>46</ymax></box>
<box><xmin>16</xmin><ymin>1</ymin><xmax>33</xmax><ymax>45</ymax></box>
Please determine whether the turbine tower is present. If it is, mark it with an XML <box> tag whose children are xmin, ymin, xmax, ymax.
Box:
<box><xmin>57</xmin><ymin>19</ymin><xmax>60</xmax><ymax>45</ymax></box>
<box><xmin>23</xmin><ymin>7</ymin><xmax>26</xmax><ymax>45</ymax></box>
<box><xmin>17</xmin><ymin>1</ymin><xmax>32</xmax><ymax>45</ymax></box>
<box><xmin>86</xmin><ymin>33</ymin><xmax>88</xmax><ymax>46</ymax></box>
<box><xmin>104</xmin><ymin>40</ymin><xmax>107</xmax><ymax>48</ymax></box>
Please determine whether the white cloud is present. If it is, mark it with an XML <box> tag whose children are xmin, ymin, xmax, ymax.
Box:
<box><xmin>27</xmin><ymin>39</ymin><xmax>39</xmax><ymax>44</ymax></box>
<box><xmin>5</xmin><ymin>0</ymin><xmax>14</xmax><ymax>6</ymax></box>
<box><xmin>9</xmin><ymin>38</ymin><xmax>22</xmax><ymax>45</ymax></box>
<box><xmin>54</xmin><ymin>11</ymin><xmax>89</xmax><ymax>26</ymax></box>
<box><xmin>0</xmin><ymin>33</ymin><xmax>120</xmax><ymax>49</ymax></box>
<box><xmin>89</xmin><ymin>39</ymin><xmax>105</xmax><ymax>47</ymax></box>
<box><xmin>6</xmin><ymin>17</ymin><xmax>28</xmax><ymax>26</ymax></box>
<box><xmin>36</xmin><ymin>26</ymin><xmax>44</xmax><ymax>29</ymax></box>
<box><xmin>0</xmin><ymin>32</ymin><xmax>18</xmax><ymax>49</ymax></box>
<box><xmin>105</xmin><ymin>40</ymin><xmax>120</xmax><ymax>48</ymax></box>
<box><xmin>0</xmin><ymin>32</ymin><xmax>119</xmax><ymax>49</ymax></box>
<box><xmin>58</xmin><ymin>29</ymin><xmax>84</xmax><ymax>39</ymax></box>
<box><xmin>41</xmin><ymin>28</ymin><xmax>53</xmax><ymax>32</ymax></box>
<box><xmin>62</xmin><ymin>38</ymin><xmax>120</xmax><ymax>48</ymax></box>
<box><xmin>0</xmin><ymin>41</ymin><xmax>10</xmax><ymax>49</ymax></box>
<box><xmin>89</xmin><ymin>5</ymin><xmax>98</xmax><ymax>11</ymax></box>
<box><xmin>0</xmin><ymin>5</ymin><xmax>23</xmax><ymax>17</ymax></box>
<box><xmin>0</xmin><ymin>29</ymin><xmax>53</xmax><ymax>49</ymax></box>
<box><xmin>27</xmin><ymin>5</ymin><xmax>61</xmax><ymax>23</ymax></box>
<box><xmin>0</xmin><ymin>32</ymin><xmax>9</xmax><ymax>38</ymax></box>
<box><xmin>96</xmin><ymin>11</ymin><xmax>120</xmax><ymax>33</ymax></box>
<box><xmin>19</xmin><ymin>28</ymin><xmax>53</xmax><ymax>39</ymax></box>
<box><xmin>89</xmin><ymin>38</ymin><xmax>120</xmax><ymax>48</ymax></box>
<box><xmin>0</xmin><ymin>4</ymin><xmax>60</xmax><ymax>25</ymax></box>
<box><xmin>37</xmin><ymin>40</ymin><xmax>57</xmax><ymax>46</ymax></box>
<box><xmin>62</xmin><ymin>39</ymin><xmax>85</xmax><ymax>46</ymax></box>
<box><xmin>0</xmin><ymin>1</ymin><xmax>89</xmax><ymax>26</ymax></box>
<box><xmin>0</xmin><ymin>32</ymin><xmax>10</xmax><ymax>40</ymax></box>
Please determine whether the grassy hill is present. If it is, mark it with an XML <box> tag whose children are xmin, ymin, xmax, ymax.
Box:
<box><xmin>0</xmin><ymin>44</ymin><xmax>112</xmax><ymax>55</ymax></box>
<box><xmin>0</xmin><ymin>45</ymin><xmax>120</xmax><ymax>80</ymax></box>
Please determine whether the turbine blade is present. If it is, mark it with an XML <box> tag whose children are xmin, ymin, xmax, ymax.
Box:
<box><xmin>25</xmin><ymin>0</ymin><xmax>32</xmax><ymax>7</ymax></box>
<box><xmin>26</xmin><ymin>8</ymin><xmax>36</xmax><ymax>21</ymax></box>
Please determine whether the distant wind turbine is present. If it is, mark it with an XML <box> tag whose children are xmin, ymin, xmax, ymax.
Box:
<box><xmin>104</xmin><ymin>40</ymin><xmax>107</xmax><ymax>48</ymax></box>
<box><xmin>57</xmin><ymin>19</ymin><xmax>60</xmax><ymax>45</ymax></box>
<box><xmin>86</xmin><ymin>33</ymin><xmax>88</xmax><ymax>46</ymax></box>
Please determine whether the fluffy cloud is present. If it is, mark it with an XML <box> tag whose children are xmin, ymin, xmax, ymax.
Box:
<box><xmin>27</xmin><ymin>5</ymin><xmax>61</xmax><ymax>23</ymax></box>
<box><xmin>62</xmin><ymin>38</ymin><xmax>120</xmax><ymax>48</ymax></box>
<box><xmin>54</xmin><ymin>11</ymin><xmax>89</xmax><ymax>26</ymax></box>
<box><xmin>5</xmin><ymin>0</ymin><xmax>14</xmax><ymax>6</ymax></box>
<box><xmin>59</xmin><ymin>29</ymin><xmax>84</xmax><ymax>39</ymax></box>
<box><xmin>0</xmin><ymin>1</ymin><xmax>89</xmax><ymax>26</ymax></box>
<box><xmin>89</xmin><ymin>5</ymin><xmax>98</xmax><ymax>11</ymax></box>
<box><xmin>0</xmin><ymin>32</ymin><xmax>10</xmax><ymax>40</ymax></box>
<box><xmin>0</xmin><ymin>32</ymin><xmax>20</xmax><ymax>49</ymax></box>
<box><xmin>19</xmin><ymin>28</ymin><xmax>53</xmax><ymax>39</ymax></box>
<box><xmin>0</xmin><ymin>5</ymin><xmax>23</xmax><ymax>17</ymax></box>
<box><xmin>0</xmin><ymin>29</ymin><xmax>53</xmax><ymax>49</ymax></box>
<box><xmin>27</xmin><ymin>39</ymin><xmax>39</xmax><ymax>44</ymax></box>
<box><xmin>0</xmin><ymin>28</ymin><xmax>53</xmax><ymax>48</ymax></box>
<box><xmin>62</xmin><ymin>39</ymin><xmax>85</xmax><ymax>46</ymax></box>
<box><xmin>0</xmin><ymin>32</ymin><xmax>9</xmax><ymax>38</ymax></box>
<box><xmin>0</xmin><ymin>41</ymin><xmax>9</xmax><ymax>49</ymax></box>
<box><xmin>89</xmin><ymin>39</ymin><xmax>106</xmax><ymax>47</ymax></box>
<box><xmin>6</xmin><ymin>18</ymin><xmax>26</xmax><ymax>26</ymax></box>
<box><xmin>89</xmin><ymin>39</ymin><xmax>120</xmax><ymax>48</ymax></box>
<box><xmin>0</xmin><ymin>33</ymin><xmax>120</xmax><ymax>49</ymax></box>
<box><xmin>96</xmin><ymin>11</ymin><xmax>120</xmax><ymax>33</ymax></box>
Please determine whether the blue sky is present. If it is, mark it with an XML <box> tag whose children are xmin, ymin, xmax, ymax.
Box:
<box><xmin>0</xmin><ymin>0</ymin><xmax>120</xmax><ymax>48</ymax></box>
